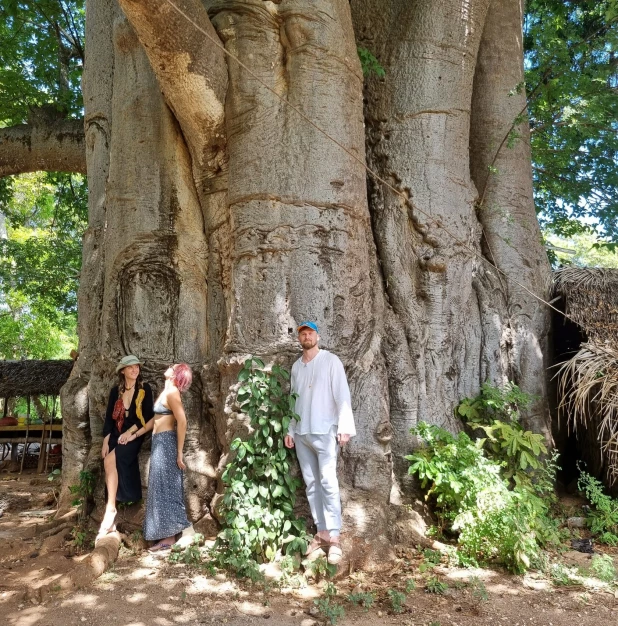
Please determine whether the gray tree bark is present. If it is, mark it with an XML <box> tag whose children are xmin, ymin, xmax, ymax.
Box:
<box><xmin>351</xmin><ymin>0</ymin><xmax>491</xmax><ymax>483</ymax></box>
<box><xmin>469</xmin><ymin>0</ymin><xmax>552</xmax><ymax>437</ymax></box>
<box><xmin>0</xmin><ymin>119</ymin><xmax>85</xmax><ymax>177</ymax></box>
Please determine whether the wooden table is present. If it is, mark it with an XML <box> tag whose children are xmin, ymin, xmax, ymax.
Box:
<box><xmin>0</xmin><ymin>424</ymin><xmax>62</xmax><ymax>472</ymax></box>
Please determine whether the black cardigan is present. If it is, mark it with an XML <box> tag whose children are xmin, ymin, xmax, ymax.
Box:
<box><xmin>103</xmin><ymin>383</ymin><xmax>154</xmax><ymax>439</ymax></box>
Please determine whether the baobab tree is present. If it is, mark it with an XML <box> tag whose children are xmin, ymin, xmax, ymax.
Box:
<box><xmin>0</xmin><ymin>0</ymin><xmax>551</xmax><ymax>561</ymax></box>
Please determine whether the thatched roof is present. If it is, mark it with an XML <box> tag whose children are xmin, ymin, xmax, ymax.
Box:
<box><xmin>553</xmin><ymin>267</ymin><xmax>618</xmax><ymax>345</ymax></box>
<box><xmin>0</xmin><ymin>360</ymin><xmax>73</xmax><ymax>398</ymax></box>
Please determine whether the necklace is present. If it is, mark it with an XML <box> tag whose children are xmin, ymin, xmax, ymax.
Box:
<box><xmin>125</xmin><ymin>384</ymin><xmax>135</xmax><ymax>391</ymax></box>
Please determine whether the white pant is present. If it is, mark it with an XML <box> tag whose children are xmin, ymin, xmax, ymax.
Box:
<box><xmin>294</xmin><ymin>426</ymin><xmax>341</xmax><ymax>536</ymax></box>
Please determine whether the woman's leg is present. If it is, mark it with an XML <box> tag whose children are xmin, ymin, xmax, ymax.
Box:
<box><xmin>99</xmin><ymin>449</ymin><xmax>118</xmax><ymax>534</ymax></box>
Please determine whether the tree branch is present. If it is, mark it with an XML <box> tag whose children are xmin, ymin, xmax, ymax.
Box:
<box><xmin>118</xmin><ymin>0</ymin><xmax>227</xmax><ymax>180</ymax></box>
<box><xmin>0</xmin><ymin>118</ymin><xmax>86</xmax><ymax>178</ymax></box>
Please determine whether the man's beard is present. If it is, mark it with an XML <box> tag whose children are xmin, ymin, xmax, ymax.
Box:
<box><xmin>301</xmin><ymin>339</ymin><xmax>317</xmax><ymax>349</ymax></box>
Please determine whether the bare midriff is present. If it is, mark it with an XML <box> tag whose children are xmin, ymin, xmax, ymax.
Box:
<box><xmin>153</xmin><ymin>413</ymin><xmax>175</xmax><ymax>434</ymax></box>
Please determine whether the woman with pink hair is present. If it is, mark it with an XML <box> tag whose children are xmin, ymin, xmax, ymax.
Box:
<box><xmin>125</xmin><ymin>363</ymin><xmax>193</xmax><ymax>551</ymax></box>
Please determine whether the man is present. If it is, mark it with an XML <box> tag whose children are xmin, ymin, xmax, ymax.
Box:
<box><xmin>284</xmin><ymin>321</ymin><xmax>356</xmax><ymax>565</ymax></box>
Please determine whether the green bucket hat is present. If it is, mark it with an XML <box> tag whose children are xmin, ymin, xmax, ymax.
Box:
<box><xmin>115</xmin><ymin>355</ymin><xmax>143</xmax><ymax>373</ymax></box>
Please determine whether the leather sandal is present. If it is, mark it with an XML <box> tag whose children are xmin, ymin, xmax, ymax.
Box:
<box><xmin>327</xmin><ymin>540</ymin><xmax>343</xmax><ymax>565</ymax></box>
<box><xmin>305</xmin><ymin>534</ymin><xmax>328</xmax><ymax>557</ymax></box>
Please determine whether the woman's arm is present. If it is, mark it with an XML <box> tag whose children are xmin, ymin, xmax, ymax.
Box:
<box><xmin>167</xmin><ymin>390</ymin><xmax>187</xmax><ymax>470</ymax></box>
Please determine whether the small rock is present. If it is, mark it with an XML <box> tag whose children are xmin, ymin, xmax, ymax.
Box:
<box><xmin>567</xmin><ymin>517</ymin><xmax>586</xmax><ymax>529</ymax></box>
<box><xmin>308</xmin><ymin>606</ymin><xmax>320</xmax><ymax>617</ymax></box>
<box><xmin>377</xmin><ymin>610</ymin><xmax>383</xmax><ymax>617</ymax></box>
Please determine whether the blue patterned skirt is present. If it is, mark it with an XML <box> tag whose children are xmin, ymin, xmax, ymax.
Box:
<box><xmin>143</xmin><ymin>430</ymin><xmax>191</xmax><ymax>541</ymax></box>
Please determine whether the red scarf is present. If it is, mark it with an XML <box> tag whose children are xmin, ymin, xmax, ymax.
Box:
<box><xmin>112</xmin><ymin>397</ymin><xmax>126</xmax><ymax>433</ymax></box>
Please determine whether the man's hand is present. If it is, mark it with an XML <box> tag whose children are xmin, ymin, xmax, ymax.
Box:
<box><xmin>337</xmin><ymin>433</ymin><xmax>351</xmax><ymax>447</ymax></box>
<box><xmin>284</xmin><ymin>434</ymin><xmax>295</xmax><ymax>449</ymax></box>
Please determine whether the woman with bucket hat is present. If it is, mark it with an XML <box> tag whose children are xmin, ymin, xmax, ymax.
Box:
<box><xmin>98</xmin><ymin>355</ymin><xmax>154</xmax><ymax>537</ymax></box>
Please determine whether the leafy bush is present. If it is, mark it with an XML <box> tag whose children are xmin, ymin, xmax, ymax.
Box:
<box><xmin>168</xmin><ymin>534</ymin><xmax>206</xmax><ymax>567</ymax></box>
<box><xmin>590</xmin><ymin>554</ymin><xmax>616</xmax><ymax>583</ymax></box>
<box><xmin>387</xmin><ymin>588</ymin><xmax>407</xmax><ymax>612</ymax></box>
<box><xmin>468</xmin><ymin>576</ymin><xmax>489</xmax><ymax>601</ymax></box>
<box><xmin>69</xmin><ymin>469</ymin><xmax>96</xmax><ymax>523</ymax></box>
<box><xmin>215</xmin><ymin>358</ymin><xmax>309</xmax><ymax>577</ymax></box>
<box><xmin>549</xmin><ymin>562</ymin><xmax>581</xmax><ymax>586</ymax></box>
<box><xmin>347</xmin><ymin>591</ymin><xmax>375</xmax><ymax>610</ymax></box>
<box><xmin>315</xmin><ymin>583</ymin><xmax>345</xmax><ymax>625</ymax></box>
<box><xmin>578</xmin><ymin>471</ymin><xmax>618</xmax><ymax>540</ymax></box>
<box><xmin>357</xmin><ymin>47</ymin><xmax>385</xmax><ymax>78</ymax></box>
<box><xmin>458</xmin><ymin>382</ymin><xmax>547</xmax><ymax>482</ymax></box>
<box><xmin>407</xmin><ymin>414</ymin><xmax>560</xmax><ymax>573</ymax></box>
<box><xmin>424</xmin><ymin>577</ymin><xmax>448</xmax><ymax>594</ymax></box>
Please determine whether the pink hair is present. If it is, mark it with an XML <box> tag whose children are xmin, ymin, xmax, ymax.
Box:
<box><xmin>172</xmin><ymin>363</ymin><xmax>193</xmax><ymax>393</ymax></box>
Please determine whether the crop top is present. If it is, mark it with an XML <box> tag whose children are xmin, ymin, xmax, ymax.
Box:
<box><xmin>154</xmin><ymin>398</ymin><xmax>173</xmax><ymax>415</ymax></box>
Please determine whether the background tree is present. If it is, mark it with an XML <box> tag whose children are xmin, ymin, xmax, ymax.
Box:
<box><xmin>0</xmin><ymin>1</ymin><xmax>86</xmax><ymax>360</ymax></box>
<box><xmin>525</xmin><ymin>0</ymin><xmax>618</xmax><ymax>241</ymax></box>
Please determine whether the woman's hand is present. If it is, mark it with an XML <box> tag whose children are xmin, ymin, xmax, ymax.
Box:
<box><xmin>177</xmin><ymin>454</ymin><xmax>186</xmax><ymax>471</ymax></box>
<box><xmin>118</xmin><ymin>430</ymin><xmax>138</xmax><ymax>444</ymax></box>
<box><xmin>101</xmin><ymin>441</ymin><xmax>109</xmax><ymax>459</ymax></box>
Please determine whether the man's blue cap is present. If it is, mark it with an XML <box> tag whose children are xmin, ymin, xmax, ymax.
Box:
<box><xmin>297</xmin><ymin>321</ymin><xmax>318</xmax><ymax>333</ymax></box>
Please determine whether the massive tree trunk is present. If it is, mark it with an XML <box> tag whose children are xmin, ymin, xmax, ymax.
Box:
<box><xmin>469</xmin><ymin>0</ymin><xmax>552</xmax><ymax>436</ymax></box>
<box><xmin>50</xmin><ymin>0</ymin><xmax>552</xmax><ymax>555</ymax></box>
<box><xmin>351</xmin><ymin>0</ymin><xmax>491</xmax><ymax>485</ymax></box>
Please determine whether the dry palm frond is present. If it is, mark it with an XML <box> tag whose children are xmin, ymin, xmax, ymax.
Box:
<box><xmin>553</xmin><ymin>268</ymin><xmax>618</xmax><ymax>346</ymax></box>
<box><xmin>557</xmin><ymin>341</ymin><xmax>618</xmax><ymax>484</ymax></box>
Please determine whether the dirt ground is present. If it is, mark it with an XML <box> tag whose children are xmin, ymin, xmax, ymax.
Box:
<box><xmin>2</xmin><ymin>473</ymin><xmax>618</xmax><ymax>626</ymax></box>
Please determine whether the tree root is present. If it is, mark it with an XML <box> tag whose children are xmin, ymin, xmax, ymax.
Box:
<box><xmin>26</xmin><ymin>531</ymin><xmax>122</xmax><ymax>604</ymax></box>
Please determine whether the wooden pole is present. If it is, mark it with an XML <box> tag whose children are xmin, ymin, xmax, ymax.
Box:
<box><xmin>20</xmin><ymin>395</ymin><xmax>31</xmax><ymax>474</ymax></box>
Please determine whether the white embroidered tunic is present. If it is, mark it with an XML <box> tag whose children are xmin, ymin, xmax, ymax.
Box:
<box><xmin>288</xmin><ymin>350</ymin><xmax>356</xmax><ymax>437</ymax></box>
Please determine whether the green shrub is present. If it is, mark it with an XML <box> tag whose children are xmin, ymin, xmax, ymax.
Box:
<box><xmin>468</xmin><ymin>576</ymin><xmax>489</xmax><ymax>601</ymax></box>
<box><xmin>315</xmin><ymin>583</ymin><xmax>345</xmax><ymax>625</ymax></box>
<box><xmin>346</xmin><ymin>591</ymin><xmax>375</xmax><ymax>610</ymax></box>
<box><xmin>424</xmin><ymin>577</ymin><xmax>448</xmax><ymax>594</ymax></box>
<box><xmin>215</xmin><ymin>358</ymin><xmax>309</xmax><ymax>576</ymax></box>
<box><xmin>387</xmin><ymin>589</ymin><xmax>407</xmax><ymax>613</ymax></box>
<box><xmin>590</xmin><ymin>554</ymin><xmax>617</xmax><ymax>583</ymax></box>
<box><xmin>357</xmin><ymin>47</ymin><xmax>385</xmax><ymax>78</ymax></box>
<box><xmin>549</xmin><ymin>562</ymin><xmax>581</xmax><ymax>586</ymax></box>
<box><xmin>457</xmin><ymin>382</ymin><xmax>547</xmax><ymax>483</ymax></box>
<box><xmin>69</xmin><ymin>469</ymin><xmax>96</xmax><ymax>523</ymax></box>
<box><xmin>407</xmin><ymin>414</ymin><xmax>560</xmax><ymax>573</ymax></box>
<box><xmin>578</xmin><ymin>471</ymin><xmax>618</xmax><ymax>540</ymax></box>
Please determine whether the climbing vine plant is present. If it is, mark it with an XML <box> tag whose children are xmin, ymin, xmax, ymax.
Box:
<box><xmin>216</xmin><ymin>358</ymin><xmax>308</xmax><ymax>573</ymax></box>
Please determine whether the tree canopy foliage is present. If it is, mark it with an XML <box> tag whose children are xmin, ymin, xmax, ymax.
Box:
<box><xmin>0</xmin><ymin>0</ymin><xmax>84</xmax><ymax>124</ymax></box>
<box><xmin>0</xmin><ymin>172</ymin><xmax>86</xmax><ymax>359</ymax></box>
<box><xmin>525</xmin><ymin>0</ymin><xmax>618</xmax><ymax>242</ymax></box>
<box><xmin>0</xmin><ymin>1</ymin><xmax>85</xmax><ymax>359</ymax></box>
